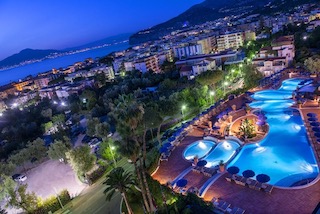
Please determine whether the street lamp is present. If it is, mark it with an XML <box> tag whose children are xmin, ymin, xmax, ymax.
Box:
<box><xmin>209</xmin><ymin>91</ymin><xmax>215</xmax><ymax>104</ymax></box>
<box><xmin>303</xmin><ymin>36</ymin><xmax>308</xmax><ymax>40</ymax></box>
<box><xmin>0</xmin><ymin>112</ymin><xmax>3</xmax><ymax>117</ymax></box>
<box><xmin>224</xmin><ymin>81</ymin><xmax>229</xmax><ymax>95</ymax></box>
<box><xmin>109</xmin><ymin>145</ymin><xmax>117</xmax><ymax>167</ymax></box>
<box><xmin>181</xmin><ymin>105</ymin><xmax>187</xmax><ymax>118</ymax></box>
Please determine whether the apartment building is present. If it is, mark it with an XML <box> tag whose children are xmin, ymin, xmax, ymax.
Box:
<box><xmin>134</xmin><ymin>55</ymin><xmax>160</xmax><ymax>73</ymax></box>
<box><xmin>216</xmin><ymin>32</ymin><xmax>244</xmax><ymax>52</ymax></box>
<box><xmin>173</xmin><ymin>43</ymin><xmax>203</xmax><ymax>59</ymax></box>
<box><xmin>253</xmin><ymin>36</ymin><xmax>295</xmax><ymax>76</ymax></box>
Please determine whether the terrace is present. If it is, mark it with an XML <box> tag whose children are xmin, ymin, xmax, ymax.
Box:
<box><xmin>152</xmin><ymin>71</ymin><xmax>320</xmax><ymax>213</ymax></box>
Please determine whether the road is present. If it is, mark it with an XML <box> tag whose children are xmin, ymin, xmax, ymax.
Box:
<box><xmin>57</xmin><ymin>158</ymin><xmax>134</xmax><ymax>214</ymax></box>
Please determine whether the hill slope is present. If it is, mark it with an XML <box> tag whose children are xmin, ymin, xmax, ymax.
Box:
<box><xmin>129</xmin><ymin>0</ymin><xmax>272</xmax><ymax>45</ymax></box>
<box><xmin>0</xmin><ymin>49</ymin><xmax>62</xmax><ymax>68</ymax></box>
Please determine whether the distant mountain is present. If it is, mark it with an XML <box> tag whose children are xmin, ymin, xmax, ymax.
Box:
<box><xmin>64</xmin><ymin>33</ymin><xmax>131</xmax><ymax>51</ymax></box>
<box><xmin>129</xmin><ymin>0</ymin><xmax>273</xmax><ymax>45</ymax></box>
<box><xmin>0</xmin><ymin>33</ymin><xmax>131</xmax><ymax>69</ymax></box>
<box><xmin>0</xmin><ymin>48</ymin><xmax>62</xmax><ymax>68</ymax></box>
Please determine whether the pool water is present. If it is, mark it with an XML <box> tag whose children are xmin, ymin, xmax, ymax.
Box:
<box><xmin>229</xmin><ymin>78</ymin><xmax>319</xmax><ymax>187</ymax></box>
<box><xmin>183</xmin><ymin>140</ymin><xmax>215</xmax><ymax>160</ymax></box>
<box><xmin>203</xmin><ymin>140</ymin><xmax>240</xmax><ymax>168</ymax></box>
<box><xmin>183</xmin><ymin>139</ymin><xmax>239</xmax><ymax>167</ymax></box>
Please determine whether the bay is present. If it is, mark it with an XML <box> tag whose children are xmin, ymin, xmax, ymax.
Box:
<box><xmin>0</xmin><ymin>42</ymin><xmax>129</xmax><ymax>86</ymax></box>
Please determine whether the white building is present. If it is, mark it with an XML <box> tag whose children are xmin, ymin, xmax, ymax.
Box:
<box><xmin>173</xmin><ymin>44</ymin><xmax>203</xmax><ymax>59</ymax></box>
<box><xmin>216</xmin><ymin>32</ymin><xmax>243</xmax><ymax>52</ymax></box>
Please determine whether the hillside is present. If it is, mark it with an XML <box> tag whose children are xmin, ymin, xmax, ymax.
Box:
<box><xmin>0</xmin><ymin>48</ymin><xmax>62</xmax><ymax>68</ymax></box>
<box><xmin>129</xmin><ymin>0</ymin><xmax>273</xmax><ymax>45</ymax></box>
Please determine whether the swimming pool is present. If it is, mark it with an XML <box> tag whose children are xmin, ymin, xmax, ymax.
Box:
<box><xmin>183</xmin><ymin>139</ymin><xmax>240</xmax><ymax>167</ymax></box>
<box><xmin>183</xmin><ymin>140</ymin><xmax>215</xmax><ymax>160</ymax></box>
<box><xmin>228</xmin><ymin>78</ymin><xmax>319</xmax><ymax>187</ymax></box>
<box><xmin>203</xmin><ymin>140</ymin><xmax>240</xmax><ymax>168</ymax></box>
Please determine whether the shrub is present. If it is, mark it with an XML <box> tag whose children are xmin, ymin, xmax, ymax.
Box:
<box><xmin>35</xmin><ymin>190</ymin><xmax>71</xmax><ymax>214</ymax></box>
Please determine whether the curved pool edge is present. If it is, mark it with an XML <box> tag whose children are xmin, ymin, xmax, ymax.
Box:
<box><xmin>228</xmin><ymin>113</ymin><xmax>270</xmax><ymax>146</ymax></box>
<box><xmin>274</xmin><ymin>174</ymin><xmax>320</xmax><ymax>190</ymax></box>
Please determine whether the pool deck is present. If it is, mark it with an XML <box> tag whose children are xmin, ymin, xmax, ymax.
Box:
<box><xmin>152</xmin><ymin>73</ymin><xmax>320</xmax><ymax>213</ymax></box>
<box><xmin>203</xmin><ymin>173</ymin><xmax>320</xmax><ymax>214</ymax></box>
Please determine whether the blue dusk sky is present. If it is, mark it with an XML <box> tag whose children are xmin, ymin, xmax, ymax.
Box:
<box><xmin>0</xmin><ymin>0</ymin><xmax>203</xmax><ymax>60</ymax></box>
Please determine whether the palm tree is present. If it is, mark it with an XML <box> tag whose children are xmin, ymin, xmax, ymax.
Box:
<box><xmin>114</xmin><ymin>94</ymin><xmax>155</xmax><ymax>212</ymax></box>
<box><xmin>104</xmin><ymin>167</ymin><xmax>134</xmax><ymax>214</ymax></box>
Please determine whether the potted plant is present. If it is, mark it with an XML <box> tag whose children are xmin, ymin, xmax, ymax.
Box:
<box><xmin>245</xmin><ymin>105</ymin><xmax>251</xmax><ymax>114</ymax></box>
<box><xmin>219</xmin><ymin>160</ymin><xmax>225</xmax><ymax>172</ymax></box>
<box><xmin>297</xmin><ymin>100</ymin><xmax>302</xmax><ymax>109</ymax></box>
<box><xmin>232</xmin><ymin>104</ymin><xmax>237</xmax><ymax>111</ymax></box>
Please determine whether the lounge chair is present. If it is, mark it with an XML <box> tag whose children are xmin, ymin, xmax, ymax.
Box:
<box><xmin>225</xmin><ymin>174</ymin><xmax>232</xmax><ymax>182</ymax></box>
<box><xmin>262</xmin><ymin>184</ymin><xmax>273</xmax><ymax>194</ymax></box>
<box><xmin>239</xmin><ymin>177</ymin><xmax>247</xmax><ymax>186</ymax></box>
<box><xmin>234</xmin><ymin>175</ymin><xmax>243</xmax><ymax>185</ymax></box>
<box><xmin>246</xmin><ymin>178</ymin><xmax>257</xmax><ymax>189</ymax></box>
<box><xmin>254</xmin><ymin>182</ymin><xmax>262</xmax><ymax>191</ymax></box>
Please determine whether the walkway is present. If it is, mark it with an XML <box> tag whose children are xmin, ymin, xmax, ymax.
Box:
<box><xmin>203</xmin><ymin>174</ymin><xmax>320</xmax><ymax>214</ymax></box>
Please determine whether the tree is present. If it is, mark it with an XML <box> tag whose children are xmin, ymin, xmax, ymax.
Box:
<box><xmin>243</xmin><ymin>64</ymin><xmax>263</xmax><ymax>88</ymax></box>
<box><xmin>47</xmin><ymin>140</ymin><xmax>71</xmax><ymax>162</ymax></box>
<box><xmin>0</xmin><ymin>175</ymin><xmax>16</xmax><ymax>202</ymax></box>
<box><xmin>66</xmin><ymin>146</ymin><xmax>96</xmax><ymax>177</ymax></box>
<box><xmin>7</xmin><ymin>184</ymin><xmax>38</xmax><ymax>213</ymax></box>
<box><xmin>103</xmin><ymin>167</ymin><xmax>134</xmax><ymax>214</ymax></box>
<box><xmin>238</xmin><ymin>118</ymin><xmax>256</xmax><ymax>140</ymax></box>
<box><xmin>0</xmin><ymin>162</ymin><xmax>16</xmax><ymax>177</ymax></box>
<box><xmin>26</xmin><ymin>138</ymin><xmax>47</xmax><ymax>163</ymax></box>
<box><xmin>40</xmin><ymin>108</ymin><xmax>52</xmax><ymax>119</ymax></box>
<box><xmin>304</xmin><ymin>57</ymin><xmax>320</xmax><ymax>74</ymax></box>
<box><xmin>86</xmin><ymin>118</ymin><xmax>100</xmax><ymax>137</ymax></box>
<box><xmin>52</xmin><ymin>114</ymin><xmax>65</xmax><ymax>126</ymax></box>
<box><xmin>195</xmin><ymin>70</ymin><xmax>223</xmax><ymax>87</ymax></box>
<box><xmin>80</xmin><ymin>90</ymin><xmax>97</xmax><ymax>110</ymax></box>
<box><xmin>8</xmin><ymin>149</ymin><xmax>30</xmax><ymax>172</ymax></box>
<box><xmin>98</xmin><ymin>139</ymin><xmax>118</xmax><ymax>162</ymax></box>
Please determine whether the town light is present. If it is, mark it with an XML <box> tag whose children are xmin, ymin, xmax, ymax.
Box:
<box><xmin>53</xmin><ymin>101</ymin><xmax>58</xmax><ymax>104</ymax></box>
<box><xmin>239</xmin><ymin>64</ymin><xmax>243</xmax><ymax>68</ymax></box>
<box><xmin>109</xmin><ymin>144</ymin><xmax>117</xmax><ymax>167</ymax></box>
<box><xmin>303</xmin><ymin>36</ymin><xmax>307</xmax><ymax>40</ymax></box>
<box><xmin>231</xmin><ymin>69</ymin><xmax>235</xmax><ymax>73</ymax></box>
<box><xmin>61</xmin><ymin>102</ymin><xmax>66</xmax><ymax>106</ymax></box>
<box><xmin>0</xmin><ymin>112</ymin><xmax>3</xmax><ymax>117</ymax></box>
<box><xmin>181</xmin><ymin>104</ymin><xmax>187</xmax><ymax>118</ymax></box>
<box><xmin>209</xmin><ymin>91</ymin><xmax>215</xmax><ymax>96</ymax></box>
<box><xmin>12</xmin><ymin>103</ymin><xmax>18</xmax><ymax>108</ymax></box>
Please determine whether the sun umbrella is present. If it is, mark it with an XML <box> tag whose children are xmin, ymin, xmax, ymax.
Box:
<box><xmin>162</xmin><ymin>142</ymin><xmax>172</xmax><ymax>148</ymax></box>
<box><xmin>197</xmin><ymin>160</ymin><xmax>207</xmax><ymax>167</ymax></box>
<box><xmin>227</xmin><ymin>166</ymin><xmax>240</xmax><ymax>175</ymax></box>
<box><xmin>168</xmin><ymin>136</ymin><xmax>176</xmax><ymax>142</ymax></box>
<box><xmin>242</xmin><ymin>170</ymin><xmax>255</xmax><ymax>178</ymax></box>
<box><xmin>310</xmin><ymin>122</ymin><xmax>320</xmax><ymax>127</ymax></box>
<box><xmin>256</xmin><ymin>174</ymin><xmax>270</xmax><ymax>183</ymax></box>
<box><xmin>308</xmin><ymin>117</ymin><xmax>318</xmax><ymax>122</ymax></box>
<box><xmin>315</xmin><ymin>133</ymin><xmax>320</xmax><ymax>138</ymax></box>
<box><xmin>159</xmin><ymin>146</ymin><xmax>168</xmax><ymax>154</ymax></box>
<box><xmin>212</xmin><ymin>126</ymin><xmax>220</xmax><ymax>130</ymax></box>
<box><xmin>312</xmin><ymin>127</ymin><xmax>320</xmax><ymax>132</ymax></box>
<box><xmin>176</xmin><ymin>179</ymin><xmax>188</xmax><ymax>188</ymax></box>
<box><xmin>307</xmin><ymin>113</ymin><xmax>317</xmax><ymax>117</ymax></box>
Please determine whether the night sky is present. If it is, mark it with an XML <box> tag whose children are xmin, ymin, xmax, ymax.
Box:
<box><xmin>0</xmin><ymin>0</ymin><xmax>203</xmax><ymax>60</ymax></box>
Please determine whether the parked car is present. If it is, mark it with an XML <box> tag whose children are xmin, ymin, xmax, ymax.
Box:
<box><xmin>88</xmin><ymin>138</ymin><xmax>101</xmax><ymax>148</ymax></box>
<box><xmin>12</xmin><ymin>174</ymin><xmax>27</xmax><ymax>182</ymax></box>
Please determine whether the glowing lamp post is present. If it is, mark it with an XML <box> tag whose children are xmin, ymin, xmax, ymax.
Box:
<box><xmin>209</xmin><ymin>91</ymin><xmax>215</xmax><ymax>104</ymax></box>
<box><xmin>109</xmin><ymin>145</ymin><xmax>117</xmax><ymax>167</ymax></box>
<box><xmin>224</xmin><ymin>81</ymin><xmax>229</xmax><ymax>95</ymax></box>
<box><xmin>181</xmin><ymin>105</ymin><xmax>187</xmax><ymax>119</ymax></box>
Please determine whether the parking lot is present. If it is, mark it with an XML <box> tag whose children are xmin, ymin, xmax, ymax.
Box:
<box><xmin>25</xmin><ymin>159</ymin><xmax>87</xmax><ymax>199</ymax></box>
